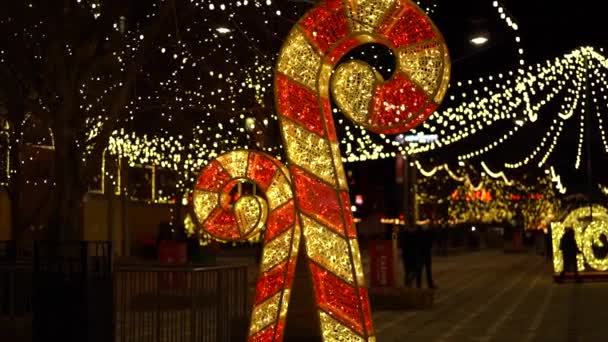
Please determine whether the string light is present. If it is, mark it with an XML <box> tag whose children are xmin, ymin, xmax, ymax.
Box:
<box><xmin>1</xmin><ymin>2</ymin><xmax>606</xmax><ymax>201</ymax></box>
<box><xmin>549</xmin><ymin>166</ymin><xmax>567</xmax><ymax>194</ymax></box>
<box><xmin>492</xmin><ymin>0</ymin><xmax>525</xmax><ymax>65</ymax></box>
<box><xmin>595</xmin><ymin>63</ymin><xmax>608</xmax><ymax>153</ymax></box>
<box><xmin>408</xmin><ymin>47</ymin><xmax>606</xmax><ymax>179</ymax></box>
<box><xmin>480</xmin><ymin>161</ymin><xmax>513</xmax><ymax>185</ymax></box>
<box><xmin>103</xmin><ymin>46</ymin><xmax>604</xmax><ymax>196</ymax></box>
<box><xmin>415</xmin><ymin>161</ymin><xmax>484</xmax><ymax>190</ymax></box>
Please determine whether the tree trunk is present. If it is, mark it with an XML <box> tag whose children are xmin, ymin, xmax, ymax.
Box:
<box><xmin>8</xmin><ymin>138</ymin><xmax>21</xmax><ymax>241</ymax></box>
<box><xmin>6</xmin><ymin>86</ymin><xmax>25</xmax><ymax>241</ymax></box>
<box><xmin>50</xmin><ymin>124</ymin><xmax>86</xmax><ymax>241</ymax></box>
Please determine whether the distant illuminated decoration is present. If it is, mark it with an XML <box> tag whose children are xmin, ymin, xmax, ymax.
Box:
<box><xmin>551</xmin><ymin>206</ymin><xmax>608</xmax><ymax>273</ymax></box>
<box><xmin>194</xmin><ymin>0</ymin><xmax>450</xmax><ymax>341</ymax></box>
<box><xmin>470</xmin><ymin>36</ymin><xmax>489</xmax><ymax>46</ymax></box>
<box><xmin>396</xmin><ymin>134</ymin><xmax>438</xmax><ymax>144</ymax></box>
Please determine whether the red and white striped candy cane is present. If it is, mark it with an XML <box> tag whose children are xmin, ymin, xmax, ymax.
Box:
<box><xmin>194</xmin><ymin>1</ymin><xmax>450</xmax><ymax>341</ymax></box>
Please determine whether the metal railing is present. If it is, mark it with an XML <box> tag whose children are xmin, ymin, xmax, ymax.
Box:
<box><xmin>114</xmin><ymin>264</ymin><xmax>248</xmax><ymax>342</ymax></box>
<box><xmin>1</xmin><ymin>240</ymin><xmax>249</xmax><ymax>341</ymax></box>
<box><xmin>1</xmin><ymin>240</ymin><xmax>33</xmax><ymax>327</ymax></box>
<box><xmin>33</xmin><ymin>241</ymin><xmax>112</xmax><ymax>277</ymax></box>
<box><xmin>32</xmin><ymin>241</ymin><xmax>114</xmax><ymax>342</ymax></box>
<box><xmin>0</xmin><ymin>240</ymin><xmax>35</xmax><ymax>261</ymax></box>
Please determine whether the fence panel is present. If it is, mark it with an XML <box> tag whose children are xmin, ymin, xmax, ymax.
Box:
<box><xmin>33</xmin><ymin>241</ymin><xmax>113</xmax><ymax>342</ymax></box>
<box><xmin>115</xmin><ymin>264</ymin><xmax>248</xmax><ymax>342</ymax></box>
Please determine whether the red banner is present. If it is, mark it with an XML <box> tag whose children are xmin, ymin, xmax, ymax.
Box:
<box><xmin>369</xmin><ymin>240</ymin><xmax>395</xmax><ymax>288</ymax></box>
<box><xmin>158</xmin><ymin>241</ymin><xmax>187</xmax><ymax>264</ymax></box>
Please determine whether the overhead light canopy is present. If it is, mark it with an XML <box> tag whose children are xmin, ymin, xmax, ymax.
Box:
<box><xmin>216</xmin><ymin>27</ymin><xmax>231</xmax><ymax>34</ymax></box>
<box><xmin>470</xmin><ymin>35</ymin><xmax>489</xmax><ymax>46</ymax></box>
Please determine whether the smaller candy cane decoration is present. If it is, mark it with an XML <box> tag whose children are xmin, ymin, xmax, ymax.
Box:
<box><xmin>194</xmin><ymin>0</ymin><xmax>450</xmax><ymax>341</ymax></box>
<box><xmin>194</xmin><ymin>150</ymin><xmax>299</xmax><ymax>341</ymax></box>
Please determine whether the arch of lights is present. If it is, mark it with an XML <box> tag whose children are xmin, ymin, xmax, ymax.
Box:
<box><xmin>551</xmin><ymin>205</ymin><xmax>608</xmax><ymax>274</ymax></box>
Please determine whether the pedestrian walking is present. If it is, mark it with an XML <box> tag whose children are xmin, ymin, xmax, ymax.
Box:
<box><xmin>558</xmin><ymin>227</ymin><xmax>581</xmax><ymax>282</ymax></box>
<box><xmin>415</xmin><ymin>223</ymin><xmax>436</xmax><ymax>289</ymax></box>
<box><xmin>399</xmin><ymin>226</ymin><xmax>418</xmax><ymax>287</ymax></box>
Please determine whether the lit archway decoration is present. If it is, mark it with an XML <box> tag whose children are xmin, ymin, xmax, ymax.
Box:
<box><xmin>194</xmin><ymin>1</ymin><xmax>450</xmax><ymax>341</ymax></box>
<box><xmin>551</xmin><ymin>205</ymin><xmax>608</xmax><ymax>273</ymax></box>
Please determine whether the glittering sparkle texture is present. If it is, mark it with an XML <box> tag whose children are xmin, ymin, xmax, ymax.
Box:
<box><xmin>266</xmin><ymin>171</ymin><xmax>293</xmax><ymax>211</ymax></box>
<box><xmin>274</xmin><ymin>320</ymin><xmax>286</xmax><ymax>342</ymax></box>
<box><xmin>340</xmin><ymin>191</ymin><xmax>357</xmax><ymax>237</ymax></box>
<box><xmin>276</xmin><ymin>75</ymin><xmax>325</xmax><ymax>136</ymax></box>
<box><xmin>291</xmin><ymin>166</ymin><xmax>345</xmax><ymax>235</ymax></box>
<box><xmin>370</xmin><ymin>72</ymin><xmax>429</xmax><ymax>130</ymax></box>
<box><xmin>435</xmin><ymin>46</ymin><xmax>451</xmax><ymax>103</ymax></box>
<box><xmin>277</xmin><ymin>30</ymin><xmax>321</xmax><ymax>91</ymax></box>
<box><xmin>346</xmin><ymin>0</ymin><xmax>395</xmax><ymax>33</ymax></box>
<box><xmin>234</xmin><ymin>195</ymin><xmax>266</xmax><ymax>238</ymax></box>
<box><xmin>331</xmin><ymin>61</ymin><xmax>378</xmax><ymax>125</ymax></box>
<box><xmin>321</xmin><ymin>99</ymin><xmax>337</xmax><ymax>141</ymax></box>
<box><xmin>299</xmin><ymin>1</ymin><xmax>349</xmax><ymax>53</ymax></box>
<box><xmin>302</xmin><ymin>214</ymin><xmax>355</xmax><ymax>284</ymax></box>
<box><xmin>279</xmin><ymin>289</ymin><xmax>291</xmax><ymax>320</ymax></box>
<box><xmin>379</xmin><ymin>2</ymin><xmax>436</xmax><ymax>48</ymax></box>
<box><xmin>195</xmin><ymin>160</ymin><xmax>230</xmax><ymax>192</ymax></box>
<box><xmin>282</xmin><ymin>119</ymin><xmax>336</xmax><ymax>185</ymax></box>
<box><xmin>266</xmin><ymin>200</ymin><xmax>296</xmax><ymax>242</ymax></box>
<box><xmin>193</xmin><ymin>190</ymin><xmax>218</xmax><ymax>227</ymax></box>
<box><xmin>248</xmin><ymin>152</ymin><xmax>279</xmax><ymax>191</ymax></box>
<box><xmin>248</xmin><ymin>325</ymin><xmax>275</xmax><ymax>342</ymax></box>
<box><xmin>204</xmin><ymin>208</ymin><xmax>239</xmax><ymax>241</ymax></box>
<box><xmin>326</xmin><ymin>37</ymin><xmax>361</xmax><ymax>65</ymax></box>
<box><xmin>358</xmin><ymin>287</ymin><xmax>374</xmax><ymax>335</ymax></box>
<box><xmin>398</xmin><ymin>40</ymin><xmax>446</xmax><ymax>96</ymax></box>
<box><xmin>216</xmin><ymin>150</ymin><xmax>249</xmax><ymax>178</ymax></box>
<box><xmin>248</xmin><ymin>320</ymin><xmax>286</xmax><ymax>342</ymax></box>
<box><xmin>310</xmin><ymin>263</ymin><xmax>363</xmax><ymax>335</ymax></box>
<box><xmin>318</xmin><ymin>63</ymin><xmax>333</xmax><ymax>100</ymax></box>
<box><xmin>332</xmin><ymin>142</ymin><xmax>348</xmax><ymax>190</ymax></box>
<box><xmin>194</xmin><ymin>151</ymin><xmax>299</xmax><ymax>341</ymax></box>
<box><xmin>249</xmin><ymin>292</ymin><xmax>282</xmax><ymax>336</ymax></box>
<box><xmin>256</xmin><ymin>260</ymin><xmax>290</xmax><ymax>304</ymax></box>
<box><xmin>376</xmin><ymin>101</ymin><xmax>437</xmax><ymax>135</ymax></box>
<box><xmin>319</xmin><ymin>312</ymin><xmax>366</xmax><ymax>342</ymax></box>
<box><xmin>261</xmin><ymin>229</ymin><xmax>294</xmax><ymax>273</ymax></box>
<box><xmin>349</xmin><ymin>238</ymin><xmax>366</xmax><ymax>286</ymax></box>
<box><xmin>582</xmin><ymin>220</ymin><xmax>608</xmax><ymax>271</ymax></box>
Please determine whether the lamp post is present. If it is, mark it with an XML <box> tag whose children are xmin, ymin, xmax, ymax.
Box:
<box><xmin>396</xmin><ymin>134</ymin><xmax>438</xmax><ymax>224</ymax></box>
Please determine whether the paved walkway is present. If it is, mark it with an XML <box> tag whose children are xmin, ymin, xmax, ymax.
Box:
<box><xmin>373</xmin><ymin>251</ymin><xmax>608</xmax><ymax>342</ymax></box>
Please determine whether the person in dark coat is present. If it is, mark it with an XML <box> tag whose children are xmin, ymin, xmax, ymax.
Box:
<box><xmin>415</xmin><ymin>223</ymin><xmax>436</xmax><ymax>289</ymax></box>
<box><xmin>399</xmin><ymin>226</ymin><xmax>418</xmax><ymax>287</ymax></box>
<box><xmin>559</xmin><ymin>227</ymin><xmax>581</xmax><ymax>281</ymax></box>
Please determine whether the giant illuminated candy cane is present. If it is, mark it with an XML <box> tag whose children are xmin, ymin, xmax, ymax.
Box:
<box><xmin>193</xmin><ymin>1</ymin><xmax>450</xmax><ymax>341</ymax></box>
